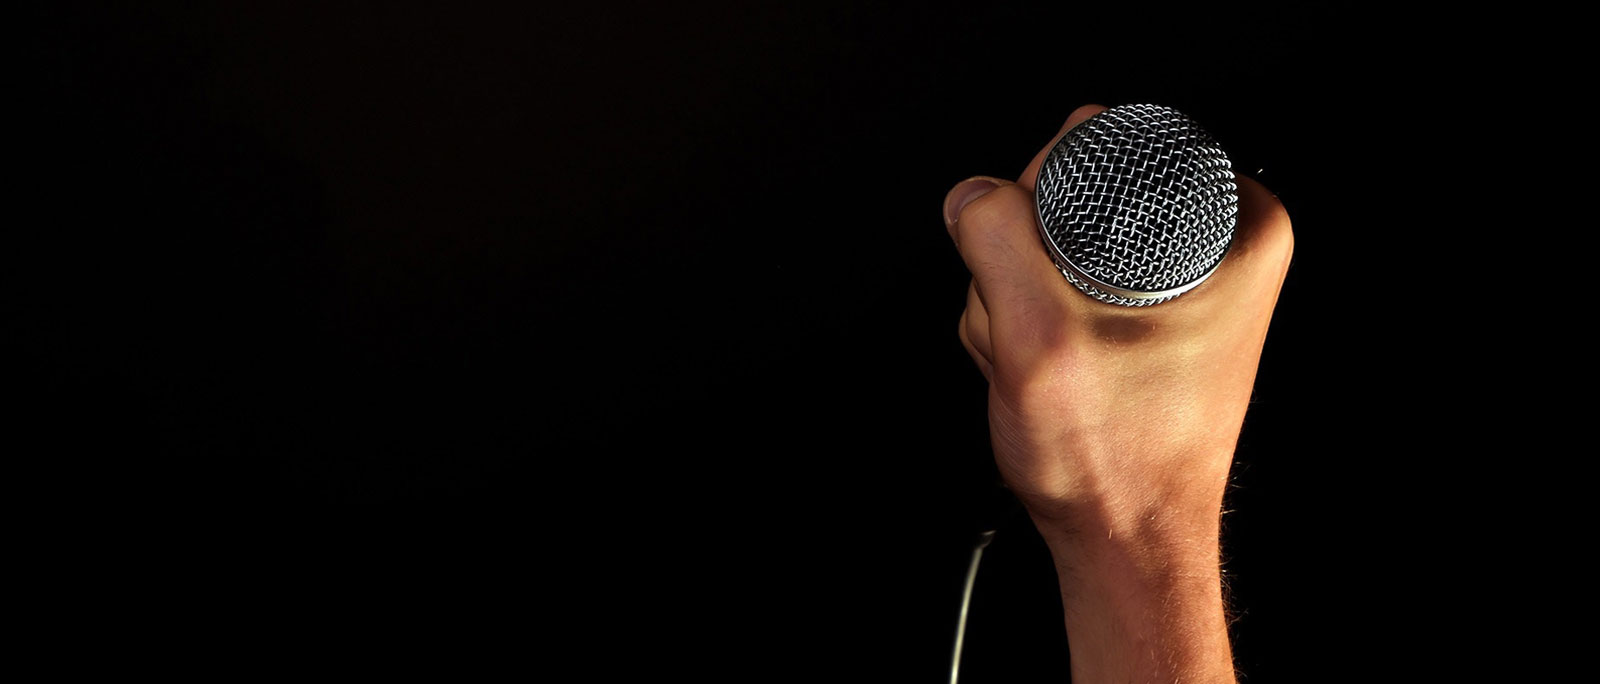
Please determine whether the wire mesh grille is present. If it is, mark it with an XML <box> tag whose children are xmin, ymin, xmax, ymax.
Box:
<box><xmin>1035</xmin><ymin>104</ymin><xmax>1238</xmax><ymax>304</ymax></box>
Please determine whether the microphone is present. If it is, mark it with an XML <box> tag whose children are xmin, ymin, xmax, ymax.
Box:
<box><xmin>1033</xmin><ymin>104</ymin><xmax>1239</xmax><ymax>306</ymax></box>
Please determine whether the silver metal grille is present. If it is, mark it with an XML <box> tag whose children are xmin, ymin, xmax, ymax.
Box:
<box><xmin>1034</xmin><ymin>104</ymin><xmax>1238</xmax><ymax>306</ymax></box>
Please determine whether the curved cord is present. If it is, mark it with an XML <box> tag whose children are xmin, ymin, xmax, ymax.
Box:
<box><xmin>949</xmin><ymin>529</ymin><xmax>996</xmax><ymax>684</ymax></box>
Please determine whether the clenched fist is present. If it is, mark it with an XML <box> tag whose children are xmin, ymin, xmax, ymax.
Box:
<box><xmin>943</xmin><ymin>104</ymin><xmax>1293</xmax><ymax>683</ymax></box>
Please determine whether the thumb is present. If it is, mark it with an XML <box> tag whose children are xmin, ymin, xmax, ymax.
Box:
<box><xmin>944</xmin><ymin>178</ymin><xmax>1073</xmax><ymax>349</ymax></box>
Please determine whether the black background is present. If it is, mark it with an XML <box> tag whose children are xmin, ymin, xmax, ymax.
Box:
<box><xmin>19</xmin><ymin>2</ymin><xmax>1518</xmax><ymax>680</ymax></box>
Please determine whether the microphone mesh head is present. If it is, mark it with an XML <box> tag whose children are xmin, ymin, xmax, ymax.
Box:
<box><xmin>1034</xmin><ymin>104</ymin><xmax>1238</xmax><ymax>306</ymax></box>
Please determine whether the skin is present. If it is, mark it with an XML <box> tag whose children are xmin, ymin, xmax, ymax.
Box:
<box><xmin>943</xmin><ymin>104</ymin><xmax>1293</xmax><ymax>683</ymax></box>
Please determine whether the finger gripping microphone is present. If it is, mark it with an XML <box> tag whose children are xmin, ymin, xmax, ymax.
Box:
<box><xmin>1034</xmin><ymin>104</ymin><xmax>1238</xmax><ymax>306</ymax></box>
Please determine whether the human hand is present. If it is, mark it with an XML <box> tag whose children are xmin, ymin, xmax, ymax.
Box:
<box><xmin>943</xmin><ymin>103</ymin><xmax>1291</xmax><ymax>683</ymax></box>
<box><xmin>944</xmin><ymin>103</ymin><xmax>1294</xmax><ymax>541</ymax></box>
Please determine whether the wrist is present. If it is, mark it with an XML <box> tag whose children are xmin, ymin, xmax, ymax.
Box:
<box><xmin>1018</xmin><ymin>454</ymin><xmax>1231</xmax><ymax>552</ymax></box>
<box><xmin>1029</xmin><ymin>496</ymin><xmax>1223</xmax><ymax>574</ymax></box>
<box><xmin>1028</xmin><ymin>487</ymin><xmax>1237</xmax><ymax>684</ymax></box>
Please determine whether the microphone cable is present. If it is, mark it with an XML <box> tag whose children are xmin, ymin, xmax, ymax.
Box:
<box><xmin>949</xmin><ymin>488</ymin><xmax>1027</xmax><ymax>684</ymax></box>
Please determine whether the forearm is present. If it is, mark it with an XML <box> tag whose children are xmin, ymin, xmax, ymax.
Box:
<box><xmin>1030</xmin><ymin>488</ymin><xmax>1235</xmax><ymax>684</ymax></box>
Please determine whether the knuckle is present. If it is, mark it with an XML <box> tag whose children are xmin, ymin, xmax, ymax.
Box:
<box><xmin>1259</xmin><ymin>202</ymin><xmax>1294</xmax><ymax>266</ymax></box>
<box><xmin>955</xmin><ymin>183</ymin><xmax>1032</xmax><ymax>243</ymax></box>
<box><xmin>993</xmin><ymin>358</ymin><xmax>1069</xmax><ymax>415</ymax></box>
<box><xmin>1230</xmin><ymin>190</ymin><xmax>1294</xmax><ymax>270</ymax></box>
<box><xmin>1007</xmin><ymin>306</ymin><xmax>1070</xmax><ymax>355</ymax></box>
<box><xmin>993</xmin><ymin>292</ymin><xmax>1072</xmax><ymax>351</ymax></box>
<box><xmin>991</xmin><ymin>322</ymin><xmax>1077</xmax><ymax>404</ymax></box>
